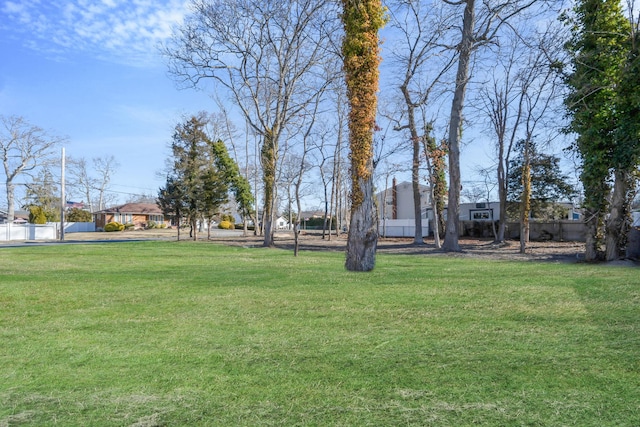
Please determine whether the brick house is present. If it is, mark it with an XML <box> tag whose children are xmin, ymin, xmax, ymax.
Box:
<box><xmin>93</xmin><ymin>203</ymin><xmax>169</xmax><ymax>230</ymax></box>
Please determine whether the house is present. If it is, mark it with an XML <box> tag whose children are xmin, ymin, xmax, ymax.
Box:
<box><xmin>375</xmin><ymin>179</ymin><xmax>431</xmax><ymax>237</ymax></box>
<box><xmin>375</xmin><ymin>177</ymin><xmax>590</xmax><ymax>240</ymax></box>
<box><xmin>376</xmin><ymin>179</ymin><xmax>431</xmax><ymax>220</ymax></box>
<box><xmin>93</xmin><ymin>203</ymin><xmax>169</xmax><ymax>230</ymax></box>
<box><xmin>0</xmin><ymin>209</ymin><xmax>30</xmax><ymax>223</ymax></box>
<box><xmin>458</xmin><ymin>202</ymin><xmax>500</xmax><ymax>221</ymax></box>
<box><xmin>275</xmin><ymin>215</ymin><xmax>289</xmax><ymax>230</ymax></box>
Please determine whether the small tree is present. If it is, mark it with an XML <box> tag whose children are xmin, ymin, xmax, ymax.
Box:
<box><xmin>507</xmin><ymin>140</ymin><xmax>576</xmax><ymax>220</ymax></box>
<box><xmin>158</xmin><ymin>177</ymin><xmax>187</xmax><ymax>240</ymax></box>
<box><xmin>28</xmin><ymin>206</ymin><xmax>47</xmax><ymax>224</ymax></box>
<box><xmin>66</xmin><ymin>208</ymin><xmax>92</xmax><ymax>222</ymax></box>
<box><xmin>159</xmin><ymin>115</ymin><xmax>252</xmax><ymax>241</ymax></box>
<box><xmin>23</xmin><ymin>167</ymin><xmax>60</xmax><ymax>222</ymax></box>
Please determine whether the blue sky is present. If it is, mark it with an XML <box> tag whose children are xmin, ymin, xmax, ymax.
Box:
<box><xmin>1</xmin><ymin>0</ymin><xmax>578</xmax><ymax>211</ymax></box>
<box><xmin>0</xmin><ymin>0</ymin><xmax>214</xmax><ymax>203</ymax></box>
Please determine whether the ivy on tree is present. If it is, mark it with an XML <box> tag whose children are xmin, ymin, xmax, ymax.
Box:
<box><xmin>563</xmin><ymin>0</ymin><xmax>639</xmax><ymax>260</ymax></box>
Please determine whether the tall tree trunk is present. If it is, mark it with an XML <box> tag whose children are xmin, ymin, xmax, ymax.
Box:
<box><xmin>519</xmin><ymin>144</ymin><xmax>531</xmax><ymax>254</ymax></box>
<box><xmin>497</xmin><ymin>159</ymin><xmax>507</xmax><ymax>243</ymax></box>
<box><xmin>411</xmin><ymin>144</ymin><xmax>424</xmax><ymax>245</ymax></box>
<box><xmin>328</xmin><ymin>170</ymin><xmax>336</xmax><ymax>241</ymax></box>
<box><xmin>191</xmin><ymin>217</ymin><xmax>198</xmax><ymax>241</ymax></box>
<box><xmin>334</xmin><ymin>166</ymin><xmax>343</xmax><ymax>238</ymax></box>
<box><xmin>342</xmin><ymin>0</ymin><xmax>384</xmax><ymax>271</ymax></box>
<box><xmin>6</xmin><ymin>181</ymin><xmax>15</xmax><ymax>221</ymax></box>
<box><xmin>98</xmin><ymin>186</ymin><xmax>105</xmax><ymax>211</ymax></box>
<box><xmin>605</xmin><ymin>170</ymin><xmax>629</xmax><ymax>261</ymax></box>
<box><xmin>346</xmin><ymin>177</ymin><xmax>378</xmax><ymax>270</ymax></box>
<box><xmin>401</xmin><ymin>85</ymin><xmax>424</xmax><ymax>245</ymax></box>
<box><xmin>584</xmin><ymin>213</ymin><xmax>600</xmax><ymax>261</ymax></box>
<box><xmin>421</xmin><ymin>132</ymin><xmax>445</xmax><ymax>249</ymax></box>
<box><xmin>294</xmin><ymin>183</ymin><xmax>303</xmax><ymax>257</ymax></box>
<box><xmin>322</xmin><ymin>196</ymin><xmax>329</xmax><ymax>239</ymax></box>
<box><xmin>261</xmin><ymin>131</ymin><xmax>277</xmax><ymax>247</ymax></box>
<box><xmin>443</xmin><ymin>0</ymin><xmax>475</xmax><ymax>252</ymax></box>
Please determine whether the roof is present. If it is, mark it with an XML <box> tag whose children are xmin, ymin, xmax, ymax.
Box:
<box><xmin>94</xmin><ymin>203</ymin><xmax>163</xmax><ymax>215</ymax></box>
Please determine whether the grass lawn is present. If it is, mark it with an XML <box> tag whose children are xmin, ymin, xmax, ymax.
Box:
<box><xmin>0</xmin><ymin>241</ymin><xmax>638</xmax><ymax>426</ymax></box>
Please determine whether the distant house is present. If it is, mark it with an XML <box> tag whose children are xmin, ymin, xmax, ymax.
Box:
<box><xmin>375</xmin><ymin>179</ymin><xmax>431</xmax><ymax>237</ymax></box>
<box><xmin>275</xmin><ymin>216</ymin><xmax>289</xmax><ymax>230</ymax></box>
<box><xmin>0</xmin><ymin>209</ymin><xmax>29</xmax><ymax>223</ymax></box>
<box><xmin>376</xmin><ymin>179</ymin><xmax>432</xmax><ymax>220</ymax></box>
<box><xmin>457</xmin><ymin>202</ymin><xmax>500</xmax><ymax>221</ymax></box>
<box><xmin>93</xmin><ymin>203</ymin><xmax>169</xmax><ymax>230</ymax></box>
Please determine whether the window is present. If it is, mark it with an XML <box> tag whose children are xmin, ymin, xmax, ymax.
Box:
<box><xmin>471</xmin><ymin>209</ymin><xmax>493</xmax><ymax>221</ymax></box>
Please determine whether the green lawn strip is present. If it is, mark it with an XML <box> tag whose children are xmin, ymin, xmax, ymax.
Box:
<box><xmin>0</xmin><ymin>242</ymin><xmax>638</xmax><ymax>426</ymax></box>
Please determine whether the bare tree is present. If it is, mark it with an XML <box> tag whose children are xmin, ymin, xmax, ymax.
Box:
<box><xmin>387</xmin><ymin>0</ymin><xmax>457</xmax><ymax>245</ymax></box>
<box><xmin>93</xmin><ymin>156</ymin><xmax>120</xmax><ymax>211</ymax></box>
<box><xmin>0</xmin><ymin>115</ymin><xmax>65</xmax><ymax>221</ymax></box>
<box><xmin>310</xmin><ymin>123</ymin><xmax>336</xmax><ymax>239</ymax></box>
<box><xmin>441</xmin><ymin>0</ymin><xmax>543</xmax><ymax>251</ymax></box>
<box><xmin>164</xmin><ymin>0</ymin><xmax>339</xmax><ymax>247</ymax></box>
<box><xmin>293</xmin><ymin>103</ymin><xmax>322</xmax><ymax>256</ymax></box>
<box><xmin>67</xmin><ymin>157</ymin><xmax>97</xmax><ymax>212</ymax></box>
<box><xmin>477</xmin><ymin>44</ymin><xmax>522</xmax><ymax>244</ymax></box>
<box><xmin>330</xmin><ymin>89</ymin><xmax>348</xmax><ymax>240</ymax></box>
<box><xmin>279</xmin><ymin>153</ymin><xmax>303</xmax><ymax>230</ymax></box>
<box><xmin>476</xmin><ymin>26</ymin><xmax>563</xmax><ymax>248</ymax></box>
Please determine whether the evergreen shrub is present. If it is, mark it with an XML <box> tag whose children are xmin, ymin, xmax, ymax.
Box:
<box><xmin>218</xmin><ymin>220</ymin><xmax>234</xmax><ymax>230</ymax></box>
<box><xmin>104</xmin><ymin>222</ymin><xmax>125</xmax><ymax>232</ymax></box>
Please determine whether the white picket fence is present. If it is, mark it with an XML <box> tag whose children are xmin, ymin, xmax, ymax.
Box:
<box><xmin>0</xmin><ymin>222</ymin><xmax>95</xmax><ymax>241</ymax></box>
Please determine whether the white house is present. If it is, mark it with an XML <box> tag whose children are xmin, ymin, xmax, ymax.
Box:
<box><xmin>376</xmin><ymin>179</ymin><xmax>431</xmax><ymax>220</ymax></box>
<box><xmin>275</xmin><ymin>216</ymin><xmax>289</xmax><ymax>230</ymax></box>
<box><xmin>375</xmin><ymin>179</ymin><xmax>430</xmax><ymax>237</ymax></box>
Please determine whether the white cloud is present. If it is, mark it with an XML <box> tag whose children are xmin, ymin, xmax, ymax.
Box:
<box><xmin>1</xmin><ymin>0</ymin><xmax>189</xmax><ymax>67</ymax></box>
<box><xmin>2</xmin><ymin>0</ymin><xmax>34</xmax><ymax>25</ymax></box>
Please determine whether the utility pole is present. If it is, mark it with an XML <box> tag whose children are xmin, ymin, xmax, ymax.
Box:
<box><xmin>60</xmin><ymin>147</ymin><xmax>65</xmax><ymax>241</ymax></box>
